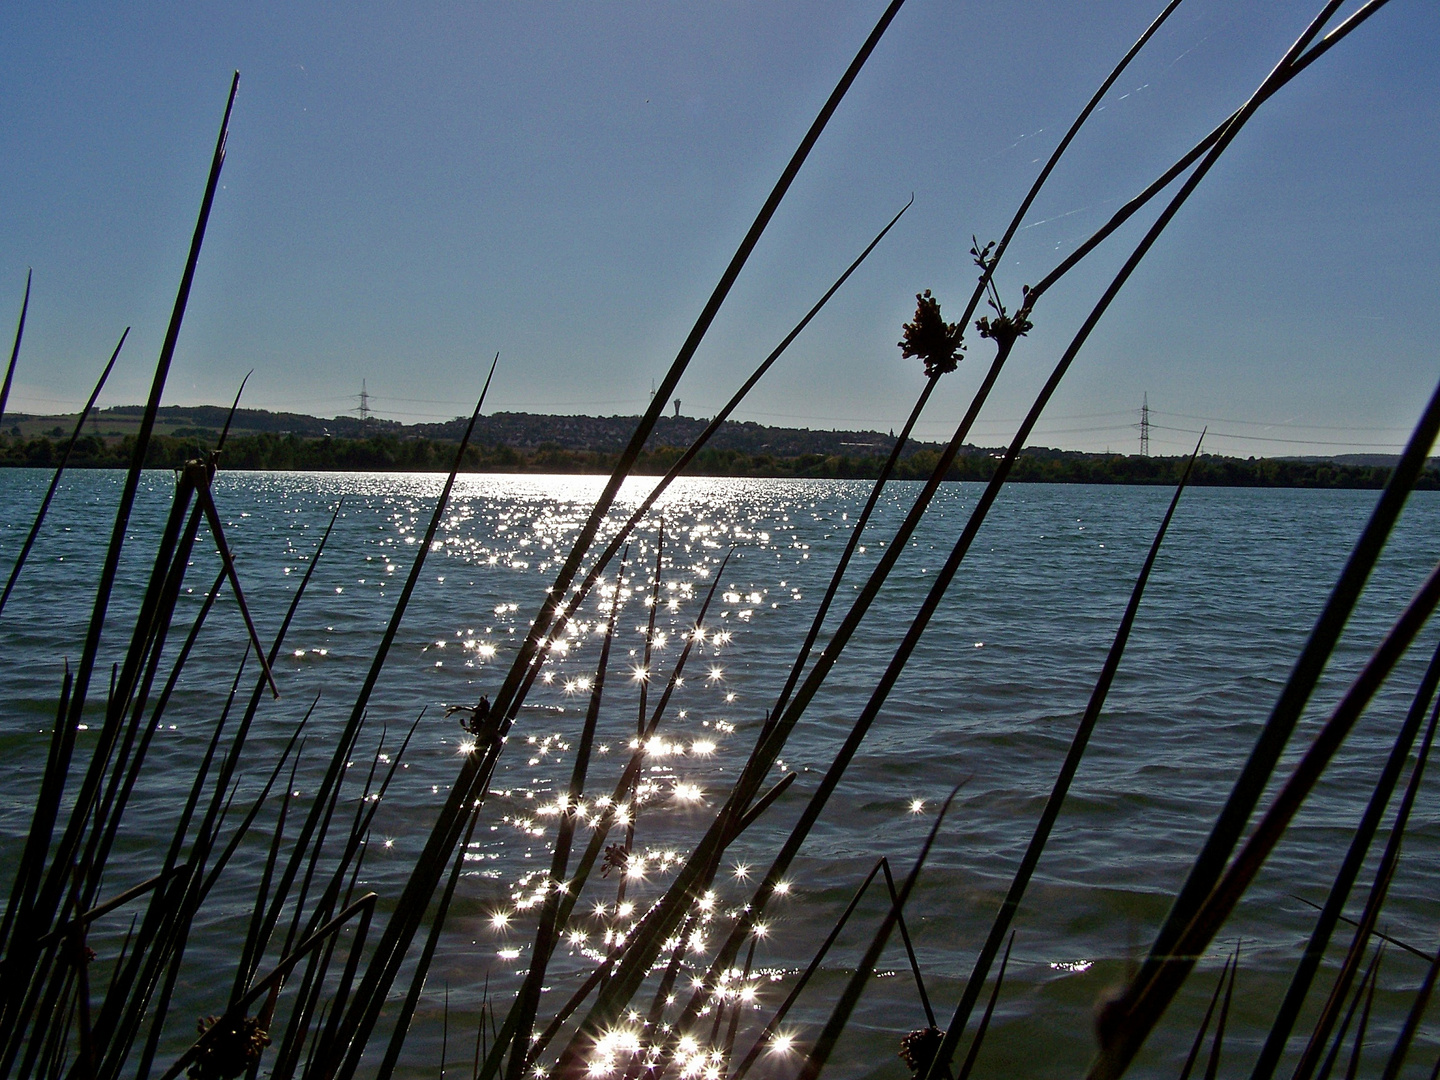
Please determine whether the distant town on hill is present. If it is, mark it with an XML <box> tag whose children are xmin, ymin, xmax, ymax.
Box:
<box><xmin>0</xmin><ymin>405</ymin><xmax>1431</xmax><ymax>488</ymax></box>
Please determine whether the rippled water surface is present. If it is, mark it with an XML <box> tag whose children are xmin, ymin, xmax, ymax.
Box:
<box><xmin>2</xmin><ymin>470</ymin><xmax>1439</xmax><ymax>1079</ymax></box>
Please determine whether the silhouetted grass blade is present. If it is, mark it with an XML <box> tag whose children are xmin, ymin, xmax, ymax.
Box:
<box><xmin>0</xmin><ymin>267</ymin><xmax>31</xmax><ymax>429</ymax></box>
<box><xmin>955</xmin><ymin>932</ymin><xmax>1013</xmax><ymax>1080</ymax></box>
<box><xmin>798</xmin><ymin>785</ymin><xmax>961</xmax><ymax>1079</ymax></box>
<box><xmin>925</xmin><ymin>433</ymin><xmax>1204</xmax><ymax>1080</ymax></box>
<box><xmin>729</xmin><ymin>859</ymin><xmax>887</xmax><ymax>1080</ymax></box>
<box><xmin>1177</xmin><ymin>956</ymin><xmax>1232</xmax><ymax>1080</ymax></box>
<box><xmin>1252</xmin><ymin>636</ymin><xmax>1440</xmax><ymax>1079</ymax></box>
<box><xmin>1200</xmin><ymin>946</ymin><xmax>1236</xmax><ymax>1080</ymax></box>
<box><xmin>1311</xmin><ymin>943</ymin><xmax>1380</xmax><ymax>1080</ymax></box>
<box><xmin>0</xmin><ymin>327</ymin><xmax>127</xmax><ymax>618</ymax></box>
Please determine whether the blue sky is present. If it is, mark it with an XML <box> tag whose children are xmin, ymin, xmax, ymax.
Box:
<box><xmin>1</xmin><ymin>1</ymin><xmax>1437</xmax><ymax>456</ymax></box>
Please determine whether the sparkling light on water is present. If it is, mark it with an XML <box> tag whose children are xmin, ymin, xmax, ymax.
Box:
<box><xmin>5</xmin><ymin>473</ymin><xmax>1440</xmax><ymax>1078</ymax></box>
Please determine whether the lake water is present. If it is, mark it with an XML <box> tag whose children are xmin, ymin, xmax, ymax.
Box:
<box><xmin>2</xmin><ymin>470</ymin><xmax>1439</xmax><ymax>1079</ymax></box>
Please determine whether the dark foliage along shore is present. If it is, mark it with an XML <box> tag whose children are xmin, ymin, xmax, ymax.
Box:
<box><xmin>0</xmin><ymin>429</ymin><xmax>1432</xmax><ymax>488</ymax></box>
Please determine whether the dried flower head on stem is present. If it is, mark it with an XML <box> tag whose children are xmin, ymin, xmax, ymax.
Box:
<box><xmin>187</xmin><ymin>1015</ymin><xmax>270</xmax><ymax>1080</ymax></box>
<box><xmin>898</xmin><ymin>290</ymin><xmax>964</xmax><ymax>378</ymax></box>
<box><xmin>971</xmin><ymin>236</ymin><xmax>1034</xmax><ymax>351</ymax></box>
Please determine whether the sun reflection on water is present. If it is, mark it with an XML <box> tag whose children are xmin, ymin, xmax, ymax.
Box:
<box><xmin>130</xmin><ymin>473</ymin><xmax>974</xmax><ymax>1074</ymax></box>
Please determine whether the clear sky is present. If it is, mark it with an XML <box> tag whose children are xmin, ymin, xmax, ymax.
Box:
<box><xmin>1</xmin><ymin>1</ymin><xmax>1437</xmax><ymax>457</ymax></box>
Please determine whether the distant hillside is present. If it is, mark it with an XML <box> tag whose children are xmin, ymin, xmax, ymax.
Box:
<box><xmin>4</xmin><ymin>406</ymin><xmax>911</xmax><ymax>458</ymax></box>
<box><xmin>2</xmin><ymin>406</ymin><xmax>1434</xmax><ymax>488</ymax></box>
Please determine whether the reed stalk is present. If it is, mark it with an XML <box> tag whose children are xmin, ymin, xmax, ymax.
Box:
<box><xmin>0</xmin><ymin>328</ymin><xmax>127</xmax><ymax>617</ymax></box>
<box><xmin>1380</xmin><ymin>940</ymin><xmax>1440</xmax><ymax>1080</ymax></box>
<box><xmin>476</xmin><ymin>0</ymin><xmax>913</xmax><ymax>763</ymax></box>
<box><xmin>1027</xmin><ymin>0</ymin><xmax>1395</xmax><ymax>310</ymax></box>
<box><xmin>1311</xmin><ymin>943</ymin><xmax>1380</xmax><ymax>1080</ymax></box>
<box><xmin>729</xmin><ymin>858</ymin><xmax>887</xmax><ymax>1080</ymax></box>
<box><xmin>582</xmin><ymin>327</ymin><xmax>1020</xmax><ymax>1060</ymax></box>
<box><xmin>109</xmin><ymin>490</ymin><xmax>338</xmax><ymax>1080</ymax></box>
<box><xmin>923</xmin><ymin>434</ymin><xmax>1204</xmax><ymax>1079</ymax></box>
<box><xmin>85</xmin><ymin>388</ymin><xmax>284</xmax><ymax>909</ymax></box>
<box><xmin>1176</xmin><ymin>955</ymin><xmax>1233</xmax><ymax>1080</ymax></box>
<box><xmin>1104</xmin><ymin>554</ymin><xmax>1440</xmax><ymax>1077</ymax></box>
<box><xmin>372</xmin><ymin>796</ymin><xmax>487</xmax><ymax>1080</ymax></box>
<box><xmin>154</xmin><ymin>894</ymin><xmax>380</xmax><ymax>1080</ymax></box>
<box><xmin>1199</xmin><ymin>947</ymin><xmax>1236</xmax><ymax>1080</ymax></box>
<box><xmin>504</xmin><ymin>198</ymin><xmax>914</xmax><ymax>693</ymax></box>
<box><xmin>631</xmin><ymin>24</ymin><xmax>1259</xmax><ymax>1023</ymax></box>
<box><xmin>32</xmin><ymin>74</ymin><xmax>240</xmax><ymax>949</ymax></box>
<box><xmin>198</xmin><ymin>721</ymin><xmax>311</xmax><ymax>906</ymax></box>
<box><xmin>504</xmin><ymin>551</ymin><xmax>627</xmax><ymax>1079</ymax></box>
<box><xmin>749</xmin><ymin>0</ymin><xmax>1193</xmax><ymax>752</ymax></box>
<box><xmin>342</xmin><ymin>12</ymin><xmax>912</xmax><ymax>1063</ymax></box>
<box><xmin>796</xmin><ymin>785</ymin><xmax>960</xmax><ymax>1079</ymax></box>
<box><xmin>1251</xmin><ymin>636</ymin><xmax>1440</xmax><ymax>1079</ymax></box>
<box><xmin>1287</xmin><ymin>897</ymin><xmax>1430</xmax><ymax>962</ymax></box>
<box><xmin>1291</xmin><ymin>694</ymin><xmax>1440</xmax><ymax>1080</ymax></box>
<box><xmin>953</xmin><ymin>932</ymin><xmax>1012</xmax><ymax>1080</ymax></box>
<box><xmin>0</xmin><ymin>268</ymin><xmax>31</xmax><ymax>429</ymax></box>
<box><xmin>1091</xmin><ymin>2</ymin><xmax>1413</xmax><ymax>1057</ymax></box>
<box><xmin>473</xmin><ymin>552</ymin><xmax>734</xmax><ymax>1080</ymax></box>
<box><xmin>1340</xmin><ymin>963</ymin><xmax>1378</xmax><ymax>1080</ymax></box>
<box><xmin>666</xmin><ymin>0</ymin><xmax>1386</xmax><ymax>1053</ymax></box>
<box><xmin>306</xmin><ymin>367</ymin><xmax>503</xmax><ymax>1069</ymax></box>
<box><xmin>761</xmin><ymin>366</ymin><xmax>938</xmax><ymax>731</ymax></box>
<box><xmin>879</xmin><ymin>859</ymin><xmax>937</xmax><ymax>1030</ymax></box>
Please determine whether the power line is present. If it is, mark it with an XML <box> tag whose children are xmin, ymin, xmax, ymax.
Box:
<box><xmin>1151</xmin><ymin>408</ymin><xmax>1416</xmax><ymax>433</ymax></box>
<box><xmin>1149</xmin><ymin>422</ymin><xmax>1408</xmax><ymax>449</ymax></box>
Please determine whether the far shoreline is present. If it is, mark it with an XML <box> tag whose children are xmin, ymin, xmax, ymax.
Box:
<box><xmin>1</xmin><ymin>432</ymin><xmax>1433</xmax><ymax>490</ymax></box>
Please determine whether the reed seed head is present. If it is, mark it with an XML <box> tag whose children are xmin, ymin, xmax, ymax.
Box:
<box><xmin>898</xmin><ymin>1026</ymin><xmax>945</xmax><ymax>1075</ymax></box>
<box><xmin>899</xmin><ymin>290</ymin><xmax>963</xmax><ymax>378</ymax></box>
<box><xmin>188</xmin><ymin>1015</ymin><xmax>271</xmax><ymax>1080</ymax></box>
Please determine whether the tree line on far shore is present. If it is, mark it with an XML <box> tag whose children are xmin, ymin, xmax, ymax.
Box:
<box><xmin>0</xmin><ymin>431</ymin><xmax>1430</xmax><ymax>488</ymax></box>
